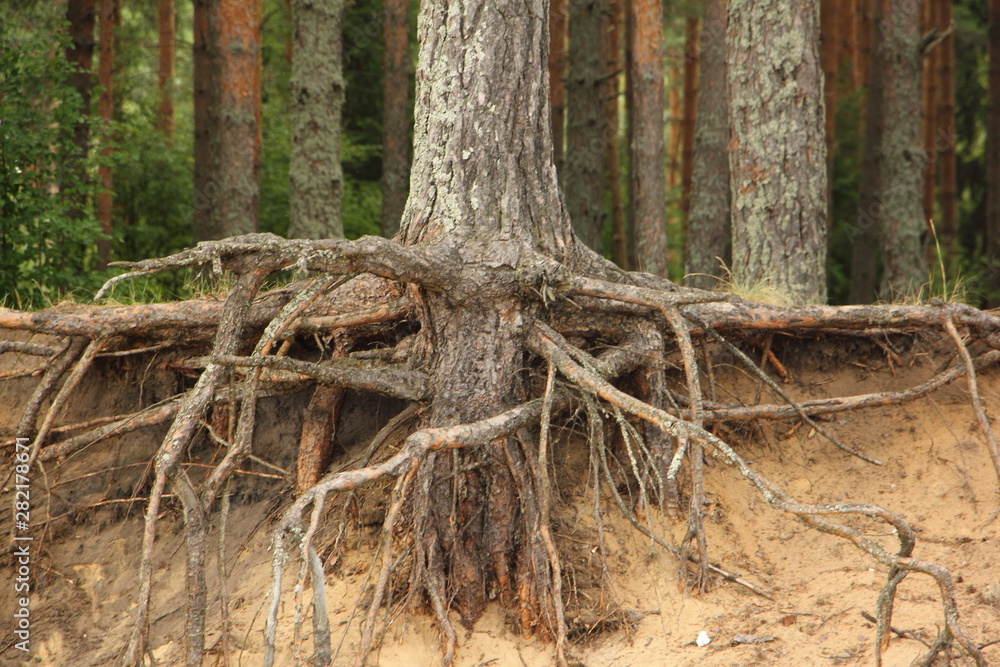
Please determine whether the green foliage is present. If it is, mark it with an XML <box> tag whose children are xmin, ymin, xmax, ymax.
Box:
<box><xmin>0</xmin><ymin>26</ymin><xmax>105</xmax><ymax>308</ymax></box>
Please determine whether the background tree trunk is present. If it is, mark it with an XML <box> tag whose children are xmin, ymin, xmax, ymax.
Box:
<box><xmin>550</xmin><ymin>0</ymin><xmax>568</xmax><ymax>175</ymax></box>
<box><xmin>628</xmin><ymin>0</ymin><xmax>668</xmax><ymax>277</ymax></box>
<box><xmin>878</xmin><ymin>0</ymin><xmax>927</xmax><ymax>298</ymax></box>
<box><xmin>566</xmin><ymin>0</ymin><xmax>606</xmax><ymax>253</ymax></box>
<box><xmin>988</xmin><ymin>0</ymin><xmax>1000</xmax><ymax>307</ymax></box>
<box><xmin>821</xmin><ymin>0</ymin><xmax>839</xmax><ymax>215</ymax></box>
<box><xmin>935</xmin><ymin>0</ymin><xmax>957</xmax><ymax>257</ymax></box>
<box><xmin>194</xmin><ymin>0</ymin><xmax>262</xmax><ymax>242</ymax></box>
<box><xmin>64</xmin><ymin>0</ymin><xmax>95</xmax><ymax>225</ymax></box>
<box><xmin>96</xmin><ymin>0</ymin><xmax>115</xmax><ymax>269</ymax></box>
<box><xmin>680</xmin><ymin>17</ymin><xmax>698</xmax><ymax>219</ymax></box>
<box><xmin>921</xmin><ymin>0</ymin><xmax>938</xmax><ymax>224</ymax></box>
<box><xmin>288</xmin><ymin>0</ymin><xmax>343</xmax><ymax>240</ymax></box>
<box><xmin>379</xmin><ymin>0</ymin><xmax>410</xmax><ymax>238</ymax></box>
<box><xmin>193</xmin><ymin>0</ymin><xmax>221</xmax><ymax>241</ymax></box>
<box><xmin>685</xmin><ymin>0</ymin><xmax>729</xmax><ymax>289</ymax></box>
<box><xmin>850</xmin><ymin>0</ymin><xmax>884</xmax><ymax>303</ymax></box>
<box><xmin>728</xmin><ymin>0</ymin><xmax>828</xmax><ymax>305</ymax></box>
<box><xmin>157</xmin><ymin>0</ymin><xmax>174</xmax><ymax>139</ymax></box>
<box><xmin>606</xmin><ymin>0</ymin><xmax>628</xmax><ymax>269</ymax></box>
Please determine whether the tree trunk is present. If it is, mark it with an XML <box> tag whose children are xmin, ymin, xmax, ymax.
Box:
<box><xmin>680</xmin><ymin>17</ymin><xmax>698</xmax><ymax>219</ymax></box>
<box><xmin>550</xmin><ymin>0</ymin><xmax>568</xmax><ymax>174</ymax></box>
<box><xmin>877</xmin><ymin>0</ymin><xmax>927</xmax><ymax>299</ymax></box>
<box><xmin>606</xmin><ymin>0</ymin><xmax>628</xmax><ymax>269</ymax></box>
<box><xmin>850</xmin><ymin>0</ymin><xmax>884</xmax><ymax>303</ymax></box>
<box><xmin>857</xmin><ymin>0</ymin><xmax>873</xmax><ymax>95</ymax></box>
<box><xmin>64</xmin><ymin>0</ymin><xmax>95</xmax><ymax>226</ymax></box>
<box><xmin>838</xmin><ymin>0</ymin><xmax>858</xmax><ymax>91</ymax></box>
<box><xmin>628</xmin><ymin>0</ymin><xmax>668</xmax><ymax>277</ymax></box>
<box><xmin>935</xmin><ymin>0</ymin><xmax>957</xmax><ymax>255</ymax></box>
<box><xmin>728</xmin><ymin>0</ymin><xmax>828</xmax><ymax>305</ymax></box>
<box><xmin>195</xmin><ymin>0</ymin><xmax>262</xmax><ymax>242</ymax></box>
<box><xmin>157</xmin><ymin>0</ymin><xmax>174</xmax><ymax>139</ymax></box>
<box><xmin>821</xmin><ymin>0</ymin><xmax>839</xmax><ymax>224</ymax></box>
<box><xmin>921</xmin><ymin>0</ymin><xmax>938</xmax><ymax>224</ymax></box>
<box><xmin>193</xmin><ymin>0</ymin><xmax>220</xmax><ymax>241</ymax></box>
<box><xmin>96</xmin><ymin>0</ymin><xmax>115</xmax><ymax>269</ymax></box>
<box><xmin>288</xmin><ymin>0</ymin><xmax>343</xmax><ymax>239</ymax></box>
<box><xmin>396</xmin><ymin>0</ymin><xmax>581</xmax><ymax>630</ymax></box>
<box><xmin>379</xmin><ymin>0</ymin><xmax>410</xmax><ymax>238</ymax></box>
<box><xmin>565</xmin><ymin>0</ymin><xmax>606</xmax><ymax>254</ymax></box>
<box><xmin>685</xmin><ymin>0</ymin><xmax>730</xmax><ymax>289</ymax></box>
<box><xmin>988</xmin><ymin>0</ymin><xmax>1000</xmax><ymax>307</ymax></box>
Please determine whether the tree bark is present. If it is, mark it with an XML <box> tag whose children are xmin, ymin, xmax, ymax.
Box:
<box><xmin>606</xmin><ymin>0</ymin><xmax>628</xmax><ymax>269</ymax></box>
<box><xmin>566</xmin><ymin>0</ymin><xmax>606</xmax><ymax>254</ymax></box>
<box><xmin>935</xmin><ymin>0</ymin><xmax>957</xmax><ymax>255</ymax></box>
<box><xmin>379</xmin><ymin>0</ymin><xmax>410</xmax><ymax>238</ymax></box>
<box><xmin>287</xmin><ymin>0</ymin><xmax>343</xmax><ymax>240</ymax></box>
<box><xmin>877</xmin><ymin>0</ymin><xmax>927</xmax><ymax>299</ymax></box>
<box><xmin>628</xmin><ymin>0</ymin><xmax>668</xmax><ymax>277</ymax></box>
<box><xmin>850</xmin><ymin>0</ymin><xmax>884</xmax><ymax>303</ymax></box>
<box><xmin>396</xmin><ymin>0</ymin><xmax>582</xmax><ymax>629</ymax></box>
<box><xmin>680</xmin><ymin>17</ymin><xmax>698</xmax><ymax>219</ymax></box>
<box><xmin>728</xmin><ymin>0</ymin><xmax>828</xmax><ymax>305</ymax></box>
<box><xmin>821</xmin><ymin>0</ymin><xmax>839</xmax><ymax>224</ymax></box>
<box><xmin>988</xmin><ymin>0</ymin><xmax>1000</xmax><ymax>307</ymax></box>
<box><xmin>921</xmin><ymin>0</ymin><xmax>937</xmax><ymax>224</ymax></box>
<box><xmin>193</xmin><ymin>0</ymin><xmax>220</xmax><ymax>241</ymax></box>
<box><xmin>157</xmin><ymin>0</ymin><xmax>175</xmax><ymax>139</ymax></box>
<box><xmin>685</xmin><ymin>0</ymin><xmax>729</xmax><ymax>289</ymax></box>
<box><xmin>64</xmin><ymin>0</ymin><xmax>95</xmax><ymax>225</ymax></box>
<box><xmin>97</xmin><ymin>0</ymin><xmax>115</xmax><ymax>269</ymax></box>
<box><xmin>195</xmin><ymin>0</ymin><xmax>262</xmax><ymax>242</ymax></box>
<box><xmin>550</xmin><ymin>0</ymin><xmax>568</xmax><ymax>174</ymax></box>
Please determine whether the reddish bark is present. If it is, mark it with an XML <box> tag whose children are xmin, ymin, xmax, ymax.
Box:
<box><xmin>606</xmin><ymin>0</ymin><xmax>627</xmax><ymax>269</ymax></box>
<box><xmin>922</xmin><ymin>0</ymin><xmax>938</xmax><ymax>223</ymax></box>
<box><xmin>157</xmin><ymin>0</ymin><xmax>175</xmax><ymax>138</ymax></box>
<box><xmin>680</xmin><ymin>17</ymin><xmax>698</xmax><ymax>218</ymax></box>
<box><xmin>936</xmin><ymin>0</ymin><xmax>957</xmax><ymax>252</ymax></box>
<box><xmin>380</xmin><ymin>0</ymin><xmax>410</xmax><ymax>237</ymax></box>
<box><xmin>549</xmin><ymin>0</ymin><xmax>568</xmax><ymax>172</ymax></box>
<box><xmin>97</xmin><ymin>0</ymin><xmax>115</xmax><ymax>269</ymax></box>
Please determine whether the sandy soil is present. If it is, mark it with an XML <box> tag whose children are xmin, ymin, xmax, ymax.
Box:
<box><xmin>2</xmin><ymin>334</ymin><xmax>999</xmax><ymax>666</ymax></box>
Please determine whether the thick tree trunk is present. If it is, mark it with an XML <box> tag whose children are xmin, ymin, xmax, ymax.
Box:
<box><xmin>196</xmin><ymin>0</ymin><xmax>262</xmax><ymax>242</ymax></box>
<box><xmin>379</xmin><ymin>0</ymin><xmax>409</xmax><ymax>238</ymax></box>
<box><xmin>935</xmin><ymin>0</ymin><xmax>957</xmax><ymax>255</ymax></box>
<box><xmin>685</xmin><ymin>0</ymin><xmax>729</xmax><ymax>289</ymax></box>
<box><xmin>628</xmin><ymin>0</ymin><xmax>668</xmax><ymax>277</ymax></box>
<box><xmin>397</xmin><ymin>0</ymin><xmax>579</xmax><ymax>629</ymax></box>
<box><xmin>566</xmin><ymin>0</ymin><xmax>606</xmax><ymax>253</ymax></box>
<box><xmin>288</xmin><ymin>0</ymin><xmax>344</xmax><ymax>240</ymax></box>
<box><xmin>728</xmin><ymin>0</ymin><xmax>828</xmax><ymax>305</ymax></box>
<box><xmin>157</xmin><ymin>0</ymin><xmax>175</xmax><ymax>139</ymax></box>
<box><xmin>878</xmin><ymin>0</ymin><xmax>927</xmax><ymax>298</ymax></box>
<box><xmin>850</xmin><ymin>0</ymin><xmax>884</xmax><ymax>303</ymax></box>
<box><xmin>96</xmin><ymin>0</ymin><xmax>114</xmax><ymax>269</ymax></box>
<box><xmin>988</xmin><ymin>0</ymin><xmax>1000</xmax><ymax>307</ymax></box>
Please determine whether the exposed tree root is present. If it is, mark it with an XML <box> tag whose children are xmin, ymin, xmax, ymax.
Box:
<box><xmin>2</xmin><ymin>234</ymin><xmax>996</xmax><ymax>665</ymax></box>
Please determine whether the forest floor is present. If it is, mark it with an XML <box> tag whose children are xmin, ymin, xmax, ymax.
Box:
<box><xmin>1</xmin><ymin>333</ymin><xmax>999</xmax><ymax>666</ymax></box>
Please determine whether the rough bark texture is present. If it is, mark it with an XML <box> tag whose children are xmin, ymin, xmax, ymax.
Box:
<box><xmin>728</xmin><ymin>0</ymin><xmax>828</xmax><ymax>305</ymax></box>
<box><xmin>193</xmin><ymin>0</ymin><xmax>220</xmax><ymax>241</ymax></box>
<box><xmin>379</xmin><ymin>0</ymin><xmax>410</xmax><ymax>238</ymax></box>
<box><xmin>685</xmin><ymin>0</ymin><xmax>730</xmax><ymax>289</ymax></box>
<box><xmin>935</xmin><ymin>0</ymin><xmax>957</xmax><ymax>251</ymax></box>
<box><xmin>850</xmin><ymin>0</ymin><xmax>884</xmax><ymax>303</ymax></box>
<box><xmin>989</xmin><ymin>0</ymin><xmax>1000</xmax><ymax>307</ymax></box>
<box><xmin>96</xmin><ymin>0</ymin><xmax>114</xmax><ymax>269</ymax></box>
<box><xmin>157</xmin><ymin>0</ymin><xmax>175</xmax><ymax>138</ymax></box>
<box><xmin>397</xmin><ymin>0</ymin><xmax>581</xmax><ymax>627</ymax></box>
<box><xmin>288</xmin><ymin>0</ymin><xmax>345</xmax><ymax>240</ymax></box>
<box><xmin>877</xmin><ymin>0</ymin><xmax>927</xmax><ymax>299</ymax></box>
<box><xmin>196</xmin><ymin>0</ymin><xmax>262</xmax><ymax>241</ymax></box>
<box><xmin>627</xmin><ymin>0</ymin><xmax>668</xmax><ymax>277</ymax></box>
<box><xmin>550</xmin><ymin>0</ymin><xmax>568</xmax><ymax>174</ymax></box>
<box><xmin>565</xmin><ymin>0</ymin><xmax>606</xmax><ymax>254</ymax></box>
